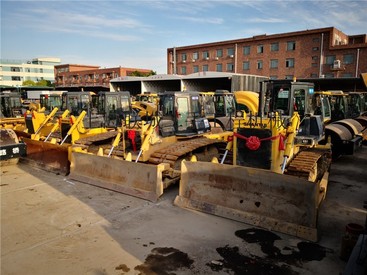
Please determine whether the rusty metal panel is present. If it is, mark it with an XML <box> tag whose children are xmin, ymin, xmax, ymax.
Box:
<box><xmin>69</xmin><ymin>152</ymin><xmax>167</xmax><ymax>202</ymax></box>
<box><xmin>175</xmin><ymin>161</ymin><xmax>321</xmax><ymax>241</ymax></box>
<box><xmin>21</xmin><ymin>138</ymin><xmax>70</xmax><ymax>175</ymax></box>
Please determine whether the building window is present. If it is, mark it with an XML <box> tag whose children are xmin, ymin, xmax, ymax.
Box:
<box><xmin>312</xmin><ymin>47</ymin><xmax>319</xmax><ymax>51</ymax></box>
<box><xmin>242</xmin><ymin>61</ymin><xmax>250</xmax><ymax>70</ymax></box>
<box><xmin>202</xmin><ymin>51</ymin><xmax>209</xmax><ymax>60</ymax></box>
<box><xmin>182</xmin><ymin>53</ymin><xmax>187</xmax><ymax>62</ymax></box>
<box><xmin>270</xmin><ymin>75</ymin><xmax>278</xmax><ymax>80</ymax></box>
<box><xmin>311</xmin><ymin>73</ymin><xmax>318</xmax><ymax>78</ymax></box>
<box><xmin>271</xmin><ymin>43</ymin><xmax>279</xmax><ymax>52</ymax></box>
<box><xmin>324</xmin><ymin>73</ymin><xmax>334</xmax><ymax>78</ymax></box>
<box><xmin>257</xmin><ymin>45</ymin><xmax>264</xmax><ymax>53</ymax></box>
<box><xmin>243</xmin><ymin>46</ymin><xmax>250</xmax><ymax>55</ymax></box>
<box><xmin>325</xmin><ymin>55</ymin><xmax>336</xmax><ymax>65</ymax></box>
<box><xmin>11</xmin><ymin>67</ymin><xmax>20</xmax><ymax>72</ymax></box>
<box><xmin>193</xmin><ymin>65</ymin><xmax>199</xmax><ymax>73</ymax></box>
<box><xmin>342</xmin><ymin>73</ymin><xmax>353</xmax><ymax>77</ymax></box>
<box><xmin>193</xmin><ymin>52</ymin><xmax>199</xmax><ymax>61</ymax></box>
<box><xmin>227</xmin><ymin>63</ymin><xmax>234</xmax><ymax>72</ymax></box>
<box><xmin>312</xmin><ymin>56</ymin><xmax>318</xmax><ymax>61</ymax></box>
<box><xmin>216</xmin><ymin>49</ymin><xmax>223</xmax><ymax>58</ymax></box>
<box><xmin>181</xmin><ymin>66</ymin><xmax>187</xmax><ymax>75</ymax></box>
<box><xmin>270</xmin><ymin>59</ymin><xmax>278</xmax><ymax>68</ymax></box>
<box><xmin>287</xmin><ymin>41</ymin><xmax>296</xmax><ymax>51</ymax></box>
<box><xmin>202</xmin><ymin>65</ymin><xmax>208</xmax><ymax>71</ymax></box>
<box><xmin>312</xmin><ymin>63</ymin><xmax>318</xmax><ymax>67</ymax></box>
<box><xmin>285</xmin><ymin>75</ymin><xmax>294</xmax><ymax>79</ymax></box>
<box><xmin>216</xmin><ymin>64</ymin><xmax>222</xmax><ymax>72</ymax></box>
<box><xmin>257</xmin><ymin>60</ymin><xmax>263</xmax><ymax>69</ymax></box>
<box><xmin>343</xmin><ymin>54</ymin><xmax>354</xmax><ymax>64</ymax></box>
<box><xmin>312</xmin><ymin>37</ymin><xmax>320</xmax><ymax>43</ymax></box>
<box><xmin>286</xmin><ymin>58</ymin><xmax>295</xmax><ymax>68</ymax></box>
<box><xmin>227</xmin><ymin>48</ymin><xmax>234</xmax><ymax>57</ymax></box>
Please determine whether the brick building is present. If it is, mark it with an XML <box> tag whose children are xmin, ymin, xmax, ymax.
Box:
<box><xmin>167</xmin><ymin>27</ymin><xmax>367</xmax><ymax>79</ymax></box>
<box><xmin>54</xmin><ymin>64</ymin><xmax>153</xmax><ymax>91</ymax></box>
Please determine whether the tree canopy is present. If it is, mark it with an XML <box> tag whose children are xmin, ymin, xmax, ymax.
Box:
<box><xmin>22</xmin><ymin>79</ymin><xmax>53</xmax><ymax>87</ymax></box>
<box><xmin>130</xmin><ymin>70</ymin><xmax>157</xmax><ymax>77</ymax></box>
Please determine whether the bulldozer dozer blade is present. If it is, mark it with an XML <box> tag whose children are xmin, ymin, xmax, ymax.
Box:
<box><xmin>174</xmin><ymin>161</ymin><xmax>325</xmax><ymax>242</ymax></box>
<box><xmin>69</xmin><ymin>152</ymin><xmax>168</xmax><ymax>202</ymax></box>
<box><xmin>21</xmin><ymin>138</ymin><xmax>70</xmax><ymax>175</ymax></box>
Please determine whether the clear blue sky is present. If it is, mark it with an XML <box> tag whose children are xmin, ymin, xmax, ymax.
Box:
<box><xmin>1</xmin><ymin>0</ymin><xmax>366</xmax><ymax>74</ymax></box>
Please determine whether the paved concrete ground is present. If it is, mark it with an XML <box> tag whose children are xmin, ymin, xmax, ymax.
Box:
<box><xmin>1</xmin><ymin>146</ymin><xmax>366</xmax><ymax>275</ymax></box>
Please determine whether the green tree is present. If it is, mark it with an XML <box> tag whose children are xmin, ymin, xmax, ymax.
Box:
<box><xmin>22</xmin><ymin>79</ymin><xmax>53</xmax><ymax>87</ymax></box>
<box><xmin>22</xmin><ymin>80</ymin><xmax>36</xmax><ymax>86</ymax></box>
<box><xmin>130</xmin><ymin>70</ymin><xmax>157</xmax><ymax>77</ymax></box>
<box><xmin>36</xmin><ymin>79</ymin><xmax>52</xmax><ymax>87</ymax></box>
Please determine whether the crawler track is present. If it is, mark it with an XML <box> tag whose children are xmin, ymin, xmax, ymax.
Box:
<box><xmin>148</xmin><ymin>137</ymin><xmax>226</xmax><ymax>168</ymax></box>
<box><xmin>285</xmin><ymin>148</ymin><xmax>331</xmax><ymax>182</ymax></box>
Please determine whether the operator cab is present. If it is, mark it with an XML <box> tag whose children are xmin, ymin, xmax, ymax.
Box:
<box><xmin>158</xmin><ymin>91</ymin><xmax>211</xmax><ymax>137</ymax></box>
<box><xmin>40</xmin><ymin>93</ymin><xmax>63</xmax><ymax>112</ymax></box>
<box><xmin>61</xmin><ymin>91</ymin><xmax>133</xmax><ymax>128</ymax></box>
<box><xmin>262</xmin><ymin>80</ymin><xmax>330</xmax><ymax>119</ymax></box>
<box><xmin>348</xmin><ymin>92</ymin><xmax>366</xmax><ymax>117</ymax></box>
<box><xmin>97</xmin><ymin>91</ymin><xmax>133</xmax><ymax>128</ymax></box>
<box><xmin>200</xmin><ymin>90</ymin><xmax>235</xmax><ymax>131</ymax></box>
<box><xmin>261</xmin><ymin>80</ymin><xmax>331</xmax><ymax>145</ymax></box>
<box><xmin>0</xmin><ymin>92</ymin><xmax>23</xmax><ymax>117</ymax></box>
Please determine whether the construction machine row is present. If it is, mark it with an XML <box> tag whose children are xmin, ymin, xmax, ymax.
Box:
<box><xmin>2</xmin><ymin>82</ymin><xmax>366</xmax><ymax>242</ymax></box>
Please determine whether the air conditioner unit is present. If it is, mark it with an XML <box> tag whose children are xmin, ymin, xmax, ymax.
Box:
<box><xmin>182</xmin><ymin>60</ymin><xmax>186</xmax><ymax>63</ymax></box>
<box><xmin>192</xmin><ymin>59</ymin><xmax>196</xmax><ymax>62</ymax></box>
<box><xmin>333</xmin><ymin>60</ymin><xmax>341</xmax><ymax>69</ymax></box>
<box><xmin>229</xmin><ymin>55</ymin><xmax>234</xmax><ymax>58</ymax></box>
<box><xmin>205</xmin><ymin>57</ymin><xmax>209</xmax><ymax>60</ymax></box>
<box><xmin>215</xmin><ymin>57</ymin><xmax>219</xmax><ymax>60</ymax></box>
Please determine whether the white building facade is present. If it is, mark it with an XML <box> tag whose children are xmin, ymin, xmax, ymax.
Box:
<box><xmin>0</xmin><ymin>57</ymin><xmax>61</xmax><ymax>87</ymax></box>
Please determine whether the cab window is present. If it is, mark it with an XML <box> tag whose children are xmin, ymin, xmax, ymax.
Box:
<box><xmin>294</xmin><ymin>89</ymin><xmax>306</xmax><ymax>117</ymax></box>
<box><xmin>274</xmin><ymin>88</ymin><xmax>290</xmax><ymax>115</ymax></box>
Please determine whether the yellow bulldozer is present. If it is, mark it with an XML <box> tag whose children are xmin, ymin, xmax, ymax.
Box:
<box><xmin>174</xmin><ymin>80</ymin><xmax>333</xmax><ymax>241</ymax></box>
<box><xmin>20</xmin><ymin>91</ymin><xmax>135</xmax><ymax>175</ymax></box>
<box><xmin>68</xmin><ymin>91</ymin><xmax>229</xmax><ymax>201</ymax></box>
<box><xmin>0</xmin><ymin>91</ymin><xmax>27</xmax><ymax>131</ymax></box>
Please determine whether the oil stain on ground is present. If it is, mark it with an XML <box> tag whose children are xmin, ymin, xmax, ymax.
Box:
<box><xmin>207</xmin><ymin>228</ymin><xmax>331</xmax><ymax>275</ymax></box>
<box><xmin>134</xmin><ymin>247</ymin><xmax>194</xmax><ymax>275</ymax></box>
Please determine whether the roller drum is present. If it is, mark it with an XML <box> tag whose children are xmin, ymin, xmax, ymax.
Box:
<box><xmin>0</xmin><ymin>129</ymin><xmax>26</xmax><ymax>165</ymax></box>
